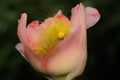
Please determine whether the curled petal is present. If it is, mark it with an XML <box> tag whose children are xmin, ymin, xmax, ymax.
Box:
<box><xmin>15</xmin><ymin>43</ymin><xmax>29</xmax><ymax>61</ymax></box>
<box><xmin>17</xmin><ymin>13</ymin><xmax>29</xmax><ymax>47</ymax></box>
<box><xmin>86</xmin><ymin>7</ymin><xmax>101</xmax><ymax>28</ymax></box>
<box><xmin>70</xmin><ymin>3</ymin><xmax>100</xmax><ymax>29</ymax></box>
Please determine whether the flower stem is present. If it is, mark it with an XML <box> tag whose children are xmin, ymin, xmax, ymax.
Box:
<box><xmin>48</xmin><ymin>76</ymin><xmax>76</xmax><ymax>80</ymax></box>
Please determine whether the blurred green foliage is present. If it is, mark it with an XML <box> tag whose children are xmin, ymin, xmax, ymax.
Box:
<box><xmin>0</xmin><ymin>0</ymin><xmax>119</xmax><ymax>80</ymax></box>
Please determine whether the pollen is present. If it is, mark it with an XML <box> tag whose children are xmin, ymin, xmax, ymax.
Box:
<box><xmin>58</xmin><ymin>32</ymin><xmax>65</xmax><ymax>39</ymax></box>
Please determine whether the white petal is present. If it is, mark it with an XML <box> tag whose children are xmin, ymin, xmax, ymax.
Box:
<box><xmin>15</xmin><ymin>43</ymin><xmax>29</xmax><ymax>61</ymax></box>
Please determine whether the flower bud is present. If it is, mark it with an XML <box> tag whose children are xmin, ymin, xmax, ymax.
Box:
<box><xmin>16</xmin><ymin>3</ymin><xmax>100</xmax><ymax>80</ymax></box>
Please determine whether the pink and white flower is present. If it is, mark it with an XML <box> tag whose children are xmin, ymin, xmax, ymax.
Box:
<box><xmin>16</xmin><ymin>3</ymin><xmax>100</xmax><ymax>80</ymax></box>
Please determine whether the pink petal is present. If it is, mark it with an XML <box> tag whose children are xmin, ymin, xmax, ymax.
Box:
<box><xmin>17</xmin><ymin>13</ymin><xmax>29</xmax><ymax>47</ymax></box>
<box><xmin>70</xmin><ymin>3</ymin><xmax>87</xmax><ymax>42</ymax></box>
<box><xmin>15</xmin><ymin>43</ymin><xmax>29</xmax><ymax>61</ymax></box>
<box><xmin>70</xmin><ymin>3</ymin><xmax>100</xmax><ymax>29</ymax></box>
<box><xmin>70</xmin><ymin>4</ymin><xmax>84</xmax><ymax>28</ymax></box>
<box><xmin>45</xmin><ymin>25</ymin><xmax>87</xmax><ymax>76</ymax></box>
<box><xmin>45</xmin><ymin>4</ymin><xmax>87</xmax><ymax>77</ymax></box>
<box><xmin>70</xmin><ymin>3</ymin><xmax>86</xmax><ymax>30</ymax></box>
<box><xmin>55</xmin><ymin>10</ymin><xmax>62</xmax><ymax>17</ymax></box>
<box><xmin>54</xmin><ymin>10</ymin><xmax>70</xmax><ymax>25</ymax></box>
<box><xmin>67</xmin><ymin>4</ymin><xmax>87</xmax><ymax>80</ymax></box>
<box><xmin>16</xmin><ymin>43</ymin><xmax>47</xmax><ymax>74</ymax></box>
<box><xmin>85</xmin><ymin>7</ymin><xmax>101</xmax><ymax>28</ymax></box>
<box><xmin>27</xmin><ymin>21</ymin><xmax>42</xmax><ymax>47</ymax></box>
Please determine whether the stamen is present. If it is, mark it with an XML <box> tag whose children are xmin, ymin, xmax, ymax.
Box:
<box><xmin>58</xmin><ymin>32</ymin><xmax>65</xmax><ymax>39</ymax></box>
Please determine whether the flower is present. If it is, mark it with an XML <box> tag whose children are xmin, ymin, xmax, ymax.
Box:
<box><xmin>16</xmin><ymin>3</ymin><xmax>100</xmax><ymax>80</ymax></box>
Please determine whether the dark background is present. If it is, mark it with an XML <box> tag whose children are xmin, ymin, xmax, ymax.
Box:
<box><xmin>0</xmin><ymin>0</ymin><xmax>119</xmax><ymax>80</ymax></box>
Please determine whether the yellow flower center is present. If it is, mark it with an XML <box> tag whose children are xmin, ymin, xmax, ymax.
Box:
<box><xmin>33</xmin><ymin>18</ymin><xmax>71</xmax><ymax>57</ymax></box>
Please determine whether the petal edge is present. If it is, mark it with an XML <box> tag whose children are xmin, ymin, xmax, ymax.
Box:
<box><xmin>86</xmin><ymin>7</ymin><xmax>101</xmax><ymax>28</ymax></box>
<box><xmin>16</xmin><ymin>43</ymin><xmax>29</xmax><ymax>61</ymax></box>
